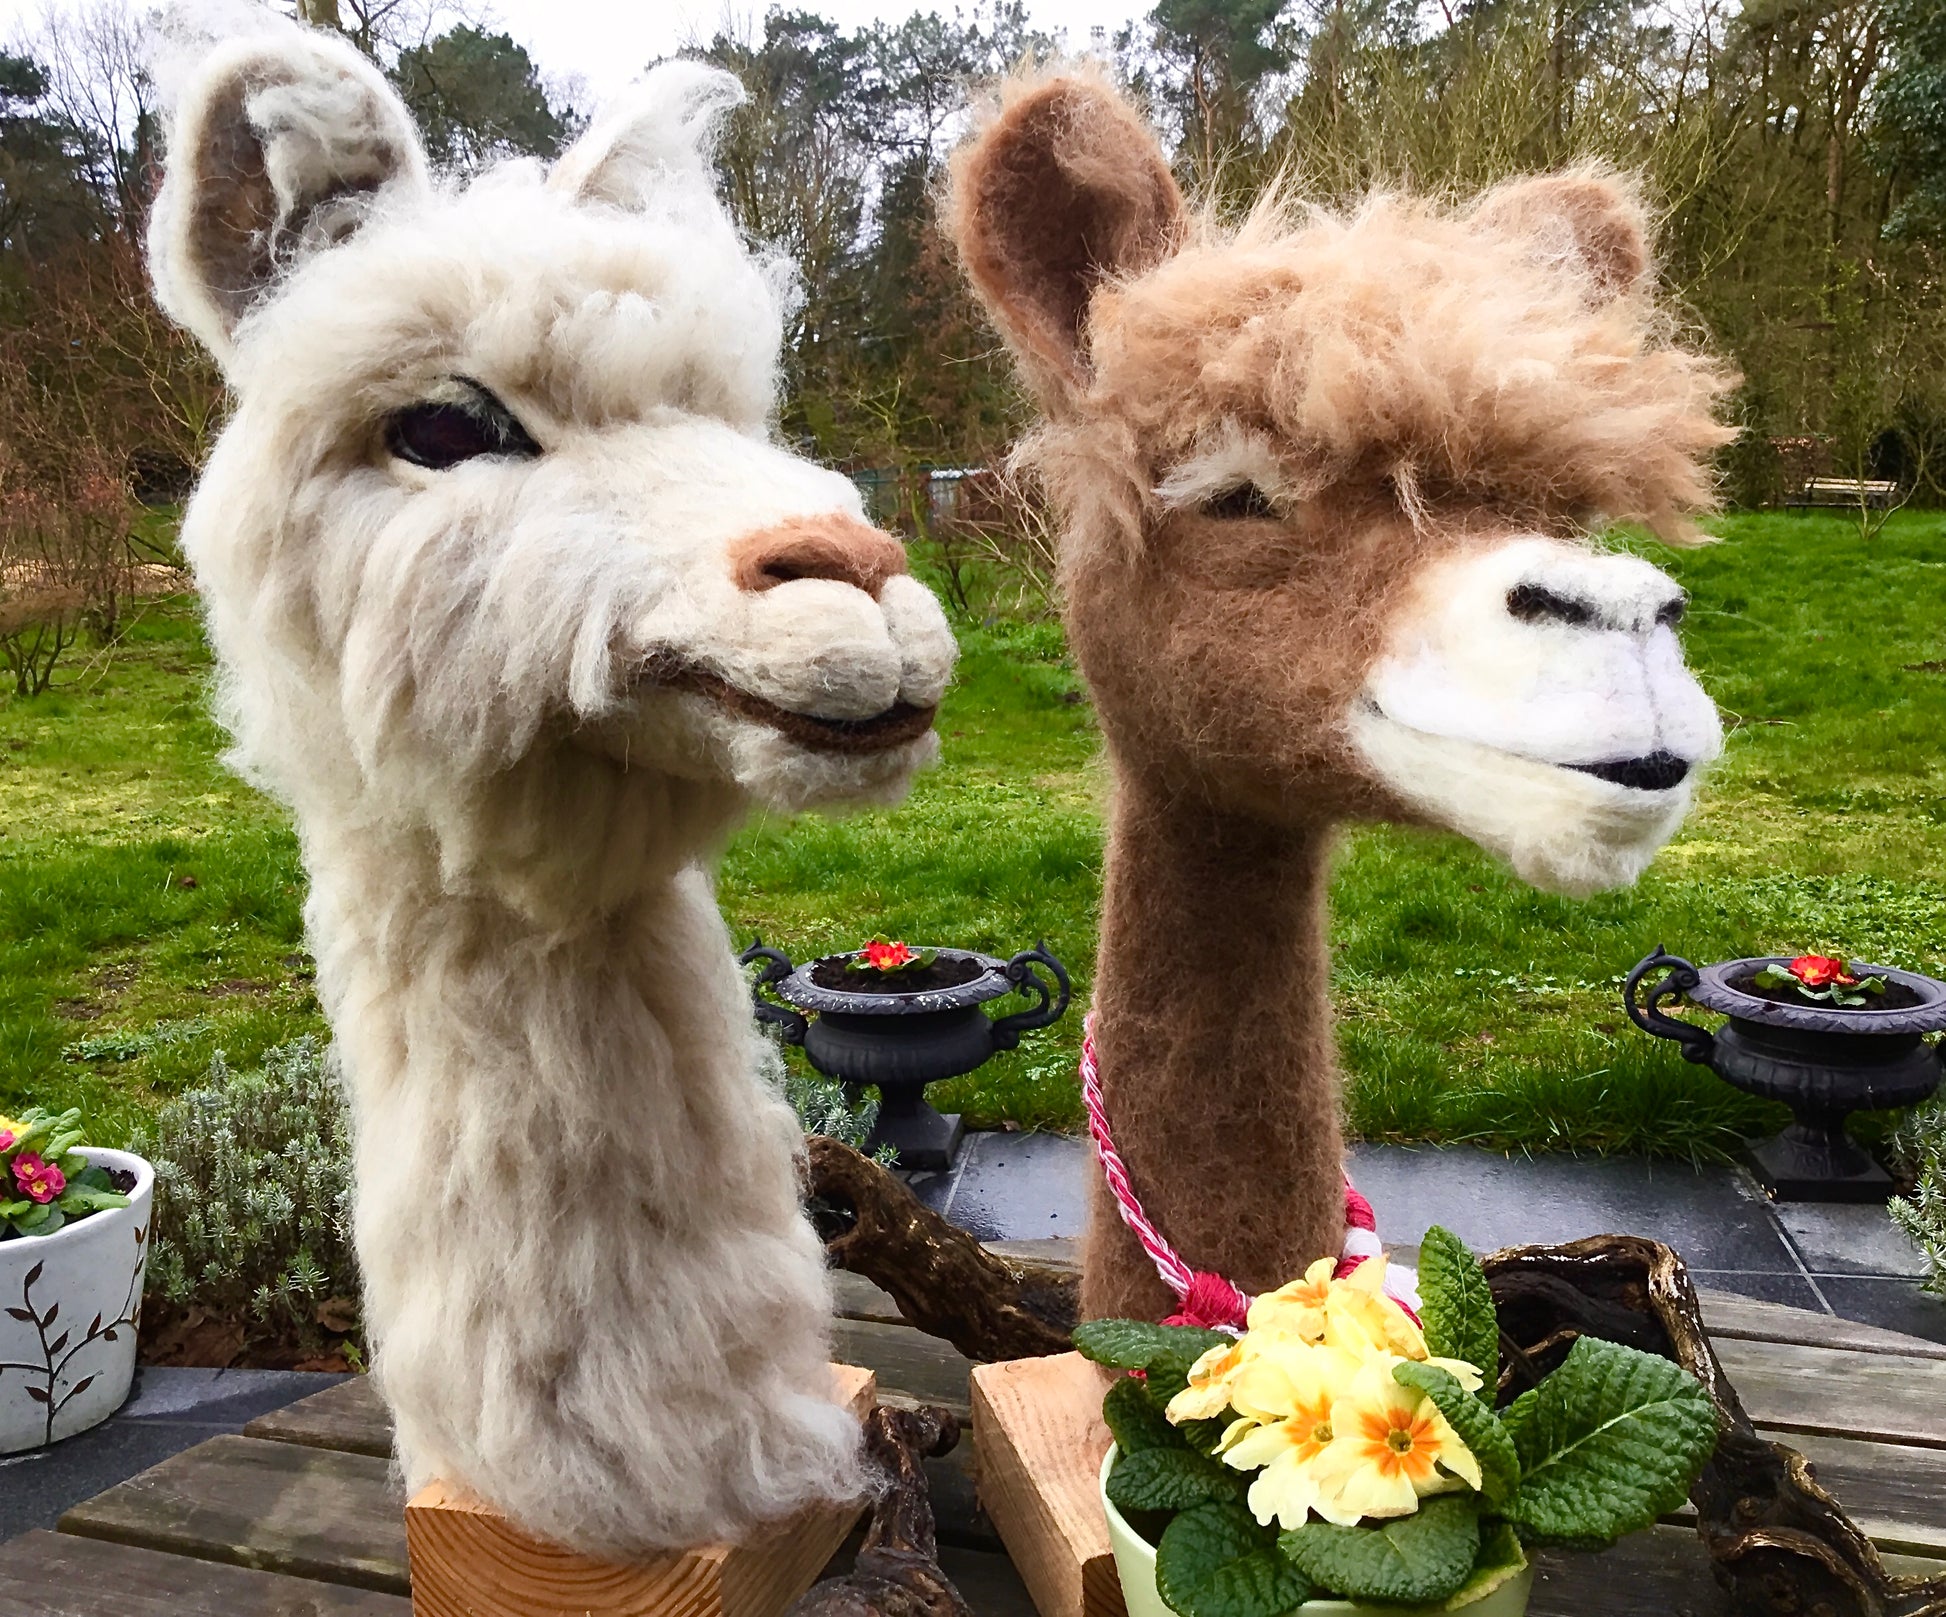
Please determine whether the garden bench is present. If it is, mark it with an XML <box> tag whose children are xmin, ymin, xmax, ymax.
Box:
<box><xmin>1783</xmin><ymin>475</ymin><xmax>1903</xmax><ymax>510</ymax></box>
<box><xmin>0</xmin><ymin>1243</ymin><xmax>1942</xmax><ymax>1615</ymax></box>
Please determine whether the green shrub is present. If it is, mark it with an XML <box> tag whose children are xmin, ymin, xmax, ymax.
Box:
<box><xmin>762</xmin><ymin>1040</ymin><xmax>887</xmax><ymax>1158</ymax></box>
<box><xmin>1892</xmin><ymin>1100</ymin><xmax>1946</xmax><ymax>1296</ymax></box>
<box><xmin>132</xmin><ymin>1037</ymin><xmax>358</xmax><ymax>1327</ymax></box>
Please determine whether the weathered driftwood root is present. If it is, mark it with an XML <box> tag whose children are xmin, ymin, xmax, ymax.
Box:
<box><xmin>1485</xmin><ymin>1233</ymin><xmax>1946</xmax><ymax>1617</ymax></box>
<box><xmin>805</xmin><ymin>1135</ymin><xmax>1077</xmax><ymax>1361</ymax></box>
<box><xmin>787</xmin><ymin>1405</ymin><xmax>974</xmax><ymax>1617</ymax></box>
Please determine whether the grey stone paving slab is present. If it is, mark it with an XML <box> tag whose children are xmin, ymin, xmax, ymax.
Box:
<box><xmin>1343</xmin><ymin>1143</ymin><xmax>1792</xmax><ymax>1272</ymax></box>
<box><xmin>0</xmin><ymin>1365</ymin><xmax>348</xmax><ymax>1543</ymax></box>
<box><xmin>1815</xmin><ymin>1277</ymin><xmax>1946</xmax><ymax>1345</ymax></box>
<box><xmin>908</xmin><ymin>1129</ymin><xmax>1087</xmax><ymax>1241</ymax></box>
<box><xmin>1686</xmin><ymin>1269</ymin><xmax>1829</xmax><ymax>1312</ymax></box>
<box><xmin>1772</xmin><ymin>1200</ymin><xmax>1931</xmax><ymax>1278</ymax></box>
<box><xmin>917</xmin><ymin>1129</ymin><xmax>1946</xmax><ymax>1345</ymax></box>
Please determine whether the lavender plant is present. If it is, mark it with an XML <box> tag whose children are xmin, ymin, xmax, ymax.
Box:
<box><xmin>1892</xmin><ymin>1101</ymin><xmax>1946</xmax><ymax>1296</ymax></box>
<box><xmin>132</xmin><ymin>1038</ymin><xmax>358</xmax><ymax>1327</ymax></box>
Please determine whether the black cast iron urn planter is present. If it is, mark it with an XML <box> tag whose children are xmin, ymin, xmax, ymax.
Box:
<box><xmin>1626</xmin><ymin>946</ymin><xmax>1946</xmax><ymax>1201</ymax></box>
<box><xmin>740</xmin><ymin>939</ymin><xmax>1072</xmax><ymax>1170</ymax></box>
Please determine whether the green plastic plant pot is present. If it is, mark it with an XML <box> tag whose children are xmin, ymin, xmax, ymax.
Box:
<box><xmin>1100</xmin><ymin>1447</ymin><xmax>1534</xmax><ymax>1617</ymax></box>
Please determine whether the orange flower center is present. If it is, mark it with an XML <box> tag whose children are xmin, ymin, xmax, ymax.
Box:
<box><xmin>1358</xmin><ymin>1406</ymin><xmax>1440</xmax><ymax>1481</ymax></box>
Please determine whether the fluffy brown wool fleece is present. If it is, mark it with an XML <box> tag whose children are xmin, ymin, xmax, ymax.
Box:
<box><xmin>947</xmin><ymin>71</ymin><xmax>1736</xmax><ymax>1320</ymax></box>
<box><xmin>1085</xmin><ymin>782</ymin><xmax>1346</xmax><ymax>1322</ymax></box>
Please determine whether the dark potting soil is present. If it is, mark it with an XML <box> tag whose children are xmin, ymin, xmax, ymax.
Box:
<box><xmin>104</xmin><ymin>1166</ymin><xmax>136</xmax><ymax>1194</ymax></box>
<box><xmin>810</xmin><ymin>953</ymin><xmax>986</xmax><ymax>995</ymax></box>
<box><xmin>1730</xmin><ymin>973</ymin><xmax>1924</xmax><ymax>1012</ymax></box>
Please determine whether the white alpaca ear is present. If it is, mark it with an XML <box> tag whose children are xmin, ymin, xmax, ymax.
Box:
<box><xmin>148</xmin><ymin>29</ymin><xmax>429</xmax><ymax>363</ymax></box>
<box><xmin>549</xmin><ymin>61</ymin><xmax>744</xmax><ymax>210</ymax></box>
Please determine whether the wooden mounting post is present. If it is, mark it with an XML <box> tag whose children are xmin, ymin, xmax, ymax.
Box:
<box><xmin>970</xmin><ymin>1353</ymin><xmax>1124</xmax><ymax>1617</ymax></box>
<box><xmin>406</xmin><ymin>1365</ymin><xmax>876</xmax><ymax>1617</ymax></box>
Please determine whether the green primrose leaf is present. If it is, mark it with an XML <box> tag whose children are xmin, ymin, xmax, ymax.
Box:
<box><xmin>1443</xmin><ymin>1520</ymin><xmax>1528</xmax><ymax>1609</ymax></box>
<box><xmin>1108</xmin><ymin>1445</ymin><xmax>1246</xmax><ymax>1513</ymax></box>
<box><xmin>1392</xmin><ymin>1361</ymin><xmax>1520</xmax><ymax>1509</ymax></box>
<box><xmin>1278</xmin><ymin>1495</ymin><xmax>1480</xmax><ymax>1604</ymax></box>
<box><xmin>1156</xmin><ymin>1502</ymin><xmax>1311</xmax><ymax>1617</ymax></box>
<box><xmin>9</xmin><ymin>1118</ymin><xmax>53</xmax><ymax>1154</ymax></box>
<box><xmin>1416</xmin><ymin>1226</ymin><xmax>1499</xmax><ymax>1393</ymax></box>
<box><xmin>19</xmin><ymin>1208</ymin><xmax>65</xmax><ymax>1238</ymax></box>
<box><xmin>1104</xmin><ymin>1374</ymin><xmax>1187</xmax><ymax>1454</ymax></box>
<box><xmin>1073</xmin><ymin>1319</ymin><xmax>1232</xmax><ymax>1372</ymax></box>
<box><xmin>0</xmin><ymin>1199</ymin><xmax>31</xmax><ymax>1219</ymax></box>
<box><xmin>1498</xmin><ymin>1336</ymin><xmax>1718</xmax><ymax>1547</ymax></box>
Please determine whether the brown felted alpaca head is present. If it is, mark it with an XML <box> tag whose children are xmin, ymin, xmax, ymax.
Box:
<box><xmin>948</xmin><ymin>72</ymin><xmax>1736</xmax><ymax>1319</ymax></box>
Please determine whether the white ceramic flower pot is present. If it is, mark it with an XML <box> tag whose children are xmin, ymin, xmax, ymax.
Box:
<box><xmin>0</xmin><ymin>1148</ymin><xmax>152</xmax><ymax>1453</ymax></box>
<box><xmin>1101</xmin><ymin>1447</ymin><xmax>1534</xmax><ymax>1617</ymax></box>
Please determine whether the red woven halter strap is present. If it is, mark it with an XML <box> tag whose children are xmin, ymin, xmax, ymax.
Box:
<box><xmin>1079</xmin><ymin>1015</ymin><xmax>1417</xmax><ymax>1332</ymax></box>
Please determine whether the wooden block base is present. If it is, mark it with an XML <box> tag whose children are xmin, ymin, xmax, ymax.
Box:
<box><xmin>971</xmin><ymin>1353</ymin><xmax>1122</xmax><ymax>1617</ymax></box>
<box><xmin>406</xmin><ymin>1366</ymin><xmax>876</xmax><ymax>1617</ymax></box>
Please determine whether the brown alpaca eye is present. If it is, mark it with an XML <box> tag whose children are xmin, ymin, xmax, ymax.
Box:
<box><xmin>385</xmin><ymin>386</ymin><xmax>539</xmax><ymax>470</ymax></box>
<box><xmin>1200</xmin><ymin>483</ymin><xmax>1278</xmax><ymax>521</ymax></box>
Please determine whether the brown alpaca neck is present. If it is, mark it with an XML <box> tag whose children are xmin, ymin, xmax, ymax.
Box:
<box><xmin>1081</xmin><ymin>769</ymin><xmax>1345</xmax><ymax>1320</ymax></box>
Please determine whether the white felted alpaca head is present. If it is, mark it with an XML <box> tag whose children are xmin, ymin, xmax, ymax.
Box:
<box><xmin>149</xmin><ymin>14</ymin><xmax>953</xmax><ymax>1557</ymax></box>
<box><xmin>150</xmin><ymin>26</ymin><xmax>953</xmax><ymax>905</ymax></box>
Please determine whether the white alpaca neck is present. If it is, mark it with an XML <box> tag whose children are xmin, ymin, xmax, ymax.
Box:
<box><xmin>302</xmin><ymin>810</ymin><xmax>855</xmax><ymax>1554</ymax></box>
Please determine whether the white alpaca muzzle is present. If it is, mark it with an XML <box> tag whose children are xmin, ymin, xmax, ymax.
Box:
<box><xmin>1349</xmin><ymin>536</ymin><xmax>1721</xmax><ymax>897</ymax></box>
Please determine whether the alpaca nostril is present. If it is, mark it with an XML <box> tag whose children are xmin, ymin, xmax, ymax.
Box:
<box><xmin>730</xmin><ymin>518</ymin><xmax>909</xmax><ymax>599</ymax></box>
<box><xmin>1506</xmin><ymin>582</ymin><xmax>1597</xmax><ymax>628</ymax></box>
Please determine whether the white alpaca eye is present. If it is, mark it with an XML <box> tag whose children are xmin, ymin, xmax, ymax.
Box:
<box><xmin>385</xmin><ymin>385</ymin><xmax>540</xmax><ymax>470</ymax></box>
<box><xmin>1199</xmin><ymin>482</ymin><xmax>1278</xmax><ymax>521</ymax></box>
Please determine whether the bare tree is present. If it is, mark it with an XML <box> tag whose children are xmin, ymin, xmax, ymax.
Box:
<box><xmin>24</xmin><ymin>0</ymin><xmax>156</xmax><ymax>229</ymax></box>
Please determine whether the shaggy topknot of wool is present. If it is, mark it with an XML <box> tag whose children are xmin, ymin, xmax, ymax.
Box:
<box><xmin>1076</xmin><ymin>184</ymin><xmax>1736</xmax><ymax>550</ymax></box>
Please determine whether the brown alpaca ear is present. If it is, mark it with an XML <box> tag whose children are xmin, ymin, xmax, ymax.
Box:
<box><xmin>948</xmin><ymin>73</ymin><xmax>1184</xmax><ymax>409</ymax></box>
<box><xmin>1472</xmin><ymin>169</ymin><xmax>1651</xmax><ymax>303</ymax></box>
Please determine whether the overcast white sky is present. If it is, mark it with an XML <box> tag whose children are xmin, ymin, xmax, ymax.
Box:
<box><xmin>508</xmin><ymin>1</ymin><xmax>1133</xmax><ymax>102</ymax></box>
<box><xmin>0</xmin><ymin>0</ymin><xmax>1140</xmax><ymax>105</ymax></box>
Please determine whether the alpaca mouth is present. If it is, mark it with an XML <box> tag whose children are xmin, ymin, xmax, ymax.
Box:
<box><xmin>1564</xmin><ymin>751</ymin><xmax>1691</xmax><ymax>792</ymax></box>
<box><xmin>1359</xmin><ymin>702</ymin><xmax>1694</xmax><ymax>794</ymax></box>
<box><xmin>639</xmin><ymin>657</ymin><xmax>938</xmax><ymax>754</ymax></box>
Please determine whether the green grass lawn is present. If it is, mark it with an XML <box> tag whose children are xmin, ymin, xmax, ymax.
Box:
<box><xmin>4</xmin><ymin>509</ymin><xmax>1945</xmax><ymax>1159</ymax></box>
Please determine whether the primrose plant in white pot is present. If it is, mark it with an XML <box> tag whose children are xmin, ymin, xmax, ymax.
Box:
<box><xmin>0</xmin><ymin>1107</ymin><xmax>150</xmax><ymax>1452</ymax></box>
<box><xmin>1078</xmin><ymin>1228</ymin><xmax>1719</xmax><ymax>1616</ymax></box>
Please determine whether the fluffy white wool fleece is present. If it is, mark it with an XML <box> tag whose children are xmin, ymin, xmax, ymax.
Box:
<box><xmin>147</xmin><ymin>13</ymin><xmax>955</xmax><ymax>1554</ymax></box>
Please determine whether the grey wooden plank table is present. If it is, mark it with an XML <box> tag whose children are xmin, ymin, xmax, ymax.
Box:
<box><xmin>0</xmin><ymin>1246</ymin><xmax>1940</xmax><ymax>1614</ymax></box>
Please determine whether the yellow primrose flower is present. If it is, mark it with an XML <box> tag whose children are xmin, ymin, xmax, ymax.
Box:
<box><xmin>1244</xmin><ymin>1256</ymin><xmax>1337</xmax><ymax>1344</ymax></box>
<box><xmin>1309</xmin><ymin>1364</ymin><xmax>1484</xmax><ymax>1524</ymax></box>
<box><xmin>1322</xmin><ymin>1265</ymin><xmax>1485</xmax><ymax>1393</ymax></box>
<box><xmin>1165</xmin><ymin>1339</ymin><xmax>1249</xmax><ymax>1423</ymax></box>
<box><xmin>1217</xmin><ymin>1347</ymin><xmax>1361</xmax><ymax>1528</ymax></box>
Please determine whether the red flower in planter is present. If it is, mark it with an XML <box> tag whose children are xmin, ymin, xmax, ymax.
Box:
<box><xmin>859</xmin><ymin>939</ymin><xmax>916</xmax><ymax>972</ymax></box>
<box><xmin>12</xmin><ymin>1152</ymin><xmax>64</xmax><ymax>1205</ymax></box>
<box><xmin>1790</xmin><ymin>955</ymin><xmax>1856</xmax><ymax>989</ymax></box>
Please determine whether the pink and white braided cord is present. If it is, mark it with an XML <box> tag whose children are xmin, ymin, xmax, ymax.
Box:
<box><xmin>1080</xmin><ymin>1016</ymin><xmax>1420</xmax><ymax>1331</ymax></box>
